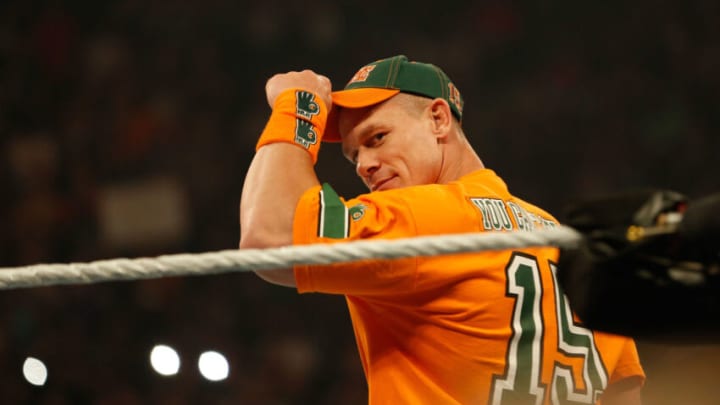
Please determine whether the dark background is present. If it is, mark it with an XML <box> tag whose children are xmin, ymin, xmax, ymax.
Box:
<box><xmin>0</xmin><ymin>0</ymin><xmax>718</xmax><ymax>403</ymax></box>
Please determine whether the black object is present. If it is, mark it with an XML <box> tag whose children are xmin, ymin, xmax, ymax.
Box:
<box><xmin>557</xmin><ymin>190</ymin><xmax>720</xmax><ymax>342</ymax></box>
<box><xmin>678</xmin><ymin>192</ymin><xmax>720</xmax><ymax>252</ymax></box>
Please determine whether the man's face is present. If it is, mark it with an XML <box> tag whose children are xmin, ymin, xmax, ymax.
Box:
<box><xmin>338</xmin><ymin>95</ymin><xmax>444</xmax><ymax>192</ymax></box>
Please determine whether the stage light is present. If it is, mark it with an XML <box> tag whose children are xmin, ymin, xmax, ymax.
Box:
<box><xmin>150</xmin><ymin>344</ymin><xmax>180</xmax><ymax>376</ymax></box>
<box><xmin>198</xmin><ymin>350</ymin><xmax>229</xmax><ymax>381</ymax></box>
<box><xmin>22</xmin><ymin>357</ymin><xmax>48</xmax><ymax>386</ymax></box>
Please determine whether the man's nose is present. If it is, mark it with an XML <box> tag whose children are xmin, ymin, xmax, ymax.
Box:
<box><xmin>356</xmin><ymin>150</ymin><xmax>379</xmax><ymax>179</ymax></box>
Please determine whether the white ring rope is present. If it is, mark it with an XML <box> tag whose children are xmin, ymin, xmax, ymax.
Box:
<box><xmin>0</xmin><ymin>227</ymin><xmax>583</xmax><ymax>290</ymax></box>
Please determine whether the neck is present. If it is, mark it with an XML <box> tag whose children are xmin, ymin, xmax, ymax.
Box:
<box><xmin>437</xmin><ymin>134</ymin><xmax>485</xmax><ymax>184</ymax></box>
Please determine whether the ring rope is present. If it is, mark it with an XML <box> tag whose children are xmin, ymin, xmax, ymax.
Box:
<box><xmin>0</xmin><ymin>227</ymin><xmax>583</xmax><ymax>290</ymax></box>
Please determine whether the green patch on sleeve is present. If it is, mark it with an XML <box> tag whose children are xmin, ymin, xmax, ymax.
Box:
<box><xmin>318</xmin><ymin>183</ymin><xmax>348</xmax><ymax>239</ymax></box>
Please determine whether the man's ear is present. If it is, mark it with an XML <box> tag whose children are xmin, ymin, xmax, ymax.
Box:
<box><xmin>428</xmin><ymin>98</ymin><xmax>453</xmax><ymax>139</ymax></box>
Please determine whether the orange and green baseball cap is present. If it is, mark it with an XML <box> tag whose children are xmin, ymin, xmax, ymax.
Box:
<box><xmin>324</xmin><ymin>55</ymin><xmax>464</xmax><ymax>142</ymax></box>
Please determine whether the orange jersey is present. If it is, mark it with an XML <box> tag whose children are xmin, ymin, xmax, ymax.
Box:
<box><xmin>293</xmin><ymin>169</ymin><xmax>645</xmax><ymax>404</ymax></box>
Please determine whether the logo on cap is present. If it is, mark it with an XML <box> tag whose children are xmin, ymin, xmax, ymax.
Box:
<box><xmin>347</xmin><ymin>65</ymin><xmax>376</xmax><ymax>85</ymax></box>
<box><xmin>448</xmin><ymin>82</ymin><xmax>463</xmax><ymax>115</ymax></box>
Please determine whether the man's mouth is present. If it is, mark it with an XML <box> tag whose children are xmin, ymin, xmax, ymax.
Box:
<box><xmin>371</xmin><ymin>176</ymin><xmax>395</xmax><ymax>191</ymax></box>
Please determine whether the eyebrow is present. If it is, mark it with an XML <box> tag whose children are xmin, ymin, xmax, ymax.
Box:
<box><xmin>358</xmin><ymin>122</ymin><xmax>389</xmax><ymax>143</ymax></box>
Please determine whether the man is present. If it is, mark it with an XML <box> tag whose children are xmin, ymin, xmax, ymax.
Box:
<box><xmin>240</xmin><ymin>55</ymin><xmax>645</xmax><ymax>404</ymax></box>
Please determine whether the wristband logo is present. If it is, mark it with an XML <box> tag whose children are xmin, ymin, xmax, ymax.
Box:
<box><xmin>295</xmin><ymin>91</ymin><xmax>320</xmax><ymax>149</ymax></box>
<box><xmin>296</xmin><ymin>90</ymin><xmax>320</xmax><ymax>119</ymax></box>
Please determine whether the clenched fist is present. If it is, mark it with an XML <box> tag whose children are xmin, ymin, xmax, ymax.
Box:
<box><xmin>265</xmin><ymin>70</ymin><xmax>333</xmax><ymax>112</ymax></box>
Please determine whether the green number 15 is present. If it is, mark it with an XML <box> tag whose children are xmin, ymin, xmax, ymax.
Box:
<box><xmin>490</xmin><ymin>252</ymin><xmax>609</xmax><ymax>405</ymax></box>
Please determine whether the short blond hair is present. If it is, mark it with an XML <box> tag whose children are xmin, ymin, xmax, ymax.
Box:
<box><xmin>394</xmin><ymin>93</ymin><xmax>465</xmax><ymax>135</ymax></box>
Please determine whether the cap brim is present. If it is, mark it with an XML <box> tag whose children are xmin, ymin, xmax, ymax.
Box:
<box><xmin>323</xmin><ymin>88</ymin><xmax>401</xmax><ymax>142</ymax></box>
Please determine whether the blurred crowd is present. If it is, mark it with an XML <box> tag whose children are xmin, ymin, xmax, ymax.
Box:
<box><xmin>0</xmin><ymin>0</ymin><xmax>718</xmax><ymax>403</ymax></box>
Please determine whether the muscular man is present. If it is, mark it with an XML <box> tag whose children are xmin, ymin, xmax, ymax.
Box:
<box><xmin>240</xmin><ymin>55</ymin><xmax>645</xmax><ymax>404</ymax></box>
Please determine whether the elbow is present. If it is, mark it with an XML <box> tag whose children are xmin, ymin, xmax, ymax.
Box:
<box><xmin>252</xmin><ymin>267</ymin><xmax>297</xmax><ymax>288</ymax></box>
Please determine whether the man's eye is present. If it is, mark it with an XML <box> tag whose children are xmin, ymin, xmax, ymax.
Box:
<box><xmin>374</xmin><ymin>133</ymin><xmax>387</xmax><ymax>142</ymax></box>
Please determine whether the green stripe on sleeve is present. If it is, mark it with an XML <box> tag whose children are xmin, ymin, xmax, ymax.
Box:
<box><xmin>318</xmin><ymin>183</ymin><xmax>348</xmax><ymax>239</ymax></box>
